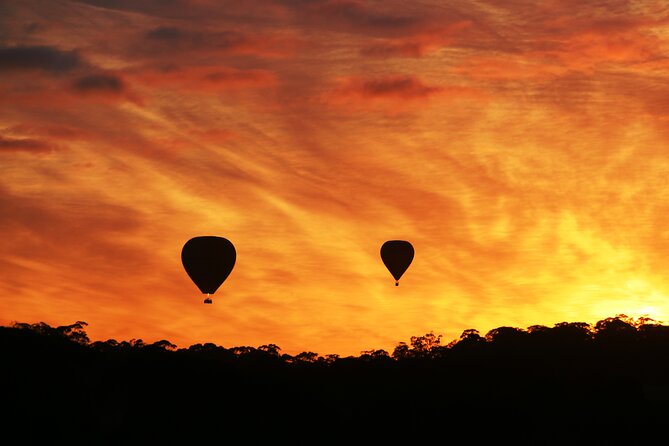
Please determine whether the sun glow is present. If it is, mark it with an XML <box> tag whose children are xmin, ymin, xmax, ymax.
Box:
<box><xmin>622</xmin><ymin>279</ymin><xmax>669</xmax><ymax>322</ymax></box>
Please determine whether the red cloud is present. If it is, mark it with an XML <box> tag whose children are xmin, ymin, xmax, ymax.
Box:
<box><xmin>331</xmin><ymin>76</ymin><xmax>441</xmax><ymax>100</ymax></box>
<box><xmin>298</xmin><ymin>0</ymin><xmax>424</xmax><ymax>36</ymax></box>
<box><xmin>360</xmin><ymin>21</ymin><xmax>473</xmax><ymax>58</ymax></box>
<box><xmin>0</xmin><ymin>135</ymin><xmax>54</xmax><ymax>153</ymax></box>
<box><xmin>132</xmin><ymin>66</ymin><xmax>276</xmax><ymax>92</ymax></box>
<box><xmin>138</xmin><ymin>26</ymin><xmax>301</xmax><ymax>60</ymax></box>
<box><xmin>453</xmin><ymin>16</ymin><xmax>667</xmax><ymax>85</ymax></box>
<box><xmin>5</xmin><ymin>124</ymin><xmax>89</xmax><ymax>141</ymax></box>
<box><xmin>73</xmin><ymin>74</ymin><xmax>125</xmax><ymax>93</ymax></box>
<box><xmin>322</xmin><ymin>75</ymin><xmax>484</xmax><ymax>112</ymax></box>
<box><xmin>549</xmin><ymin>28</ymin><xmax>663</xmax><ymax>70</ymax></box>
<box><xmin>69</xmin><ymin>72</ymin><xmax>143</xmax><ymax>104</ymax></box>
<box><xmin>0</xmin><ymin>45</ymin><xmax>82</xmax><ymax>73</ymax></box>
<box><xmin>454</xmin><ymin>56</ymin><xmax>566</xmax><ymax>82</ymax></box>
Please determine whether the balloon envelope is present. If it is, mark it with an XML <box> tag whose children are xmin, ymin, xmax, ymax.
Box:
<box><xmin>181</xmin><ymin>236</ymin><xmax>236</xmax><ymax>295</ymax></box>
<box><xmin>380</xmin><ymin>240</ymin><xmax>414</xmax><ymax>285</ymax></box>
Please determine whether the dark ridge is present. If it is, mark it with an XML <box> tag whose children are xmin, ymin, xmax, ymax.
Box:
<box><xmin>2</xmin><ymin>315</ymin><xmax>668</xmax><ymax>443</ymax></box>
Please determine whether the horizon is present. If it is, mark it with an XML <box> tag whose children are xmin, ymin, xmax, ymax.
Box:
<box><xmin>3</xmin><ymin>0</ymin><xmax>669</xmax><ymax>357</ymax></box>
<box><xmin>2</xmin><ymin>311</ymin><xmax>663</xmax><ymax>356</ymax></box>
<box><xmin>6</xmin><ymin>312</ymin><xmax>667</xmax><ymax>442</ymax></box>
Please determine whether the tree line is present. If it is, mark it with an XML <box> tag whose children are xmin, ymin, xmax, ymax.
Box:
<box><xmin>3</xmin><ymin>314</ymin><xmax>669</xmax><ymax>443</ymax></box>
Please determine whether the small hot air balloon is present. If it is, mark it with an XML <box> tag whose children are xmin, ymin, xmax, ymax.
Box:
<box><xmin>380</xmin><ymin>240</ymin><xmax>414</xmax><ymax>286</ymax></box>
<box><xmin>181</xmin><ymin>236</ymin><xmax>236</xmax><ymax>304</ymax></box>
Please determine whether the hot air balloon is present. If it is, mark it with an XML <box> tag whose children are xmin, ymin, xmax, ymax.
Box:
<box><xmin>380</xmin><ymin>240</ymin><xmax>414</xmax><ymax>286</ymax></box>
<box><xmin>181</xmin><ymin>236</ymin><xmax>236</xmax><ymax>304</ymax></box>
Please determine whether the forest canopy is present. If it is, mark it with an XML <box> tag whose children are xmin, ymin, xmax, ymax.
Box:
<box><xmin>4</xmin><ymin>314</ymin><xmax>669</xmax><ymax>443</ymax></box>
<box><xmin>3</xmin><ymin>313</ymin><xmax>668</xmax><ymax>361</ymax></box>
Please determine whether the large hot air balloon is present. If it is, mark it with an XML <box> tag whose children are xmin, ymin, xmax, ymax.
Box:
<box><xmin>181</xmin><ymin>236</ymin><xmax>236</xmax><ymax>304</ymax></box>
<box><xmin>380</xmin><ymin>240</ymin><xmax>414</xmax><ymax>286</ymax></box>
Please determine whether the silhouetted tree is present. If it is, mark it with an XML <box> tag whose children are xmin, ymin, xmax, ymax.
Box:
<box><xmin>321</xmin><ymin>354</ymin><xmax>340</xmax><ymax>364</ymax></box>
<box><xmin>90</xmin><ymin>338</ymin><xmax>119</xmax><ymax>352</ymax></box>
<box><xmin>594</xmin><ymin>314</ymin><xmax>637</xmax><ymax>344</ymax></box>
<box><xmin>392</xmin><ymin>332</ymin><xmax>443</xmax><ymax>359</ymax></box>
<box><xmin>485</xmin><ymin>326</ymin><xmax>527</xmax><ymax>343</ymax></box>
<box><xmin>294</xmin><ymin>351</ymin><xmax>319</xmax><ymax>363</ymax></box>
<box><xmin>12</xmin><ymin>320</ymin><xmax>90</xmax><ymax>344</ymax></box>
<box><xmin>391</xmin><ymin>342</ymin><xmax>410</xmax><ymax>359</ymax></box>
<box><xmin>57</xmin><ymin>321</ymin><xmax>90</xmax><ymax>344</ymax></box>
<box><xmin>258</xmin><ymin>343</ymin><xmax>281</xmax><ymax>356</ymax></box>
<box><xmin>526</xmin><ymin>324</ymin><xmax>551</xmax><ymax>334</ymax></box>
<box><xmin>359</xmin><ymin>349</ymin><xmax>390</xmax><ymax>362</ymax></box>
<box><xmin>410</xmin><ymin>331</ymin><xmax>442</xmax><ymax>355</ymax></box>
<box><xmin>4</xmin><ymin>316</ymin><xmax>669</xmax><ymax>442</ymax></box>
<box><xmin>550</xmin><ymin>321</ymin><xmax>593</xmax><ymax>346</ymax></box>
<box><xmin>231</xmin><ymin>345</ymin><xmax>256</xmax><ymax>356</ymax></box>
<box><xmin>147</xmin><ymin>339</ymin><xmax>178</xmax><ymax>351</ymax></box>
<box><xmin>637</xmin><ymin>320</ymin><xmax>669</xmax><ymax>343</ymax></box>
<box><xmin>449</xmin><ymin>328</ymin><xmax>485</xmax><ymax>350</ymax></box>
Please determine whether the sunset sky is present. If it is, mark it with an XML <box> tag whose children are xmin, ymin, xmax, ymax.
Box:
<box><xmin>2</xmin><ymin>0</ymin><xmax>669</xmax><ymax>356</ymax></box>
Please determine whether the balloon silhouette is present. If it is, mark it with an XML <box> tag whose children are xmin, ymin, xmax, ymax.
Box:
<box><xmin>380</xmin><ymin>240</ymin><xmax>414</xmax><ymax>286</ymax></box>
<box><xmin>181</xmin><ymin>236</ymin><xmax>236</xmax><ymax>304</ymax></box>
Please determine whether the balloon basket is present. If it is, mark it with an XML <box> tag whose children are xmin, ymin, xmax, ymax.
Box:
<box><xmin>204</xmin><ymin>297</ymin><xmax>213</xmax><ymax>304</ymax></box>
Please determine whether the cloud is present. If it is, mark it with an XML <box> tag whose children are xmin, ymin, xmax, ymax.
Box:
<box><xmin>360</xmin><ymin>21</ymin><xmax>473</xmax><ymax>58</ymax></box>
<box><xmin>0</xmin><ymin>182</ymin><xmax>153</xmax><ymax>317</ymax></box>
<box><xmin>3</xmin><ymin>124</ymin><xmax>89</xmax><ymax>142</ymax></box>
<box><xmin>360</xmin><ymin>39</ymin><xmax>428</xmax><ymax>58</ymax></box>
<box><xmin>0</xmin><ymin>45</ymin><xmax>82</xmax><ymax>73</ymax></box>
<box><xmin>351</xmin><ymin>76</ymin><xmax>441</xmax><ymax>98</ymax></box>
<box><xmin>144</xmin><ymin>26</ymin><xmax>185</xmax><ymax>41</ymax></box>
<box><xmin>75</xmin><ymin>0</ymin><xmax>431</xmax><ymax>38</ymax></box>
<box><xmin>293</xmin><ymin>0</ymin><xmax>423</xmax><ymax>36</ymax></box>
<box><xmin>350</xmin><ymin>76</ymin><xmax>441</xmax><ymax>99</ymax></box>
<box><xmin>72</xmin><ymin>74</ymin><xmax>125</xmax><ymax>94</ymax></box>
<box><xmin>132</xmin><ymin>66</ymin><xmax>276</xmax><ymax>92</ymax></box>
<box><xmin>69</xmin><ymin>72</ymin><xmax>144</xmax><ymax>104</ymax></box>
<box><xmin>203</xmin><ymin>69</ymin><xmax>274</xmax><ymax>85</ymax></box>
<box><xmin>0</xmin><ymin>44</ymin><xmax>137</xmax><ymax>106</ymax></box>
<box><xmin>322</xmin><ymin>75</ymin><xmax>484</xmax><ymax>112</ymax></box>
<box><xmin>137</xmin><ymin>26</ymin><xmax>299</xmax><ymax>60</ymax></box>
<box><xmin>446</xmin><ymin>5</ymin><xmax>669</xmax><ymax>110</ymax></box>
<box><xmin>0</xmin><ymin>136</ymin><xmax>53</xmax><ymax>153</ymax></box>
<box><xmin>72</xmin><ymin>0</ymin><xmax>193</xmax><ymax>17</ymax></box>
<box><xmin>454</xmin><ymin>55</ymin><xmax>568</xmax><ymax>82</ymax></box>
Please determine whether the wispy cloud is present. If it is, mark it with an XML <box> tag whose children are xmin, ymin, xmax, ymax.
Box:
<box><xmin>137</xmin><ymin>26</ymin><xmax>299</xmax><ymax>59</ymax></box>
<box><xmin>322</xmin><ymin>75</ymin><xmax>484</xmax><ymax>113</ymax></box>
<box><xmin>0</xmin><ymin>135</ymin><xmax>53</xmax><ymax>153</ymax></box>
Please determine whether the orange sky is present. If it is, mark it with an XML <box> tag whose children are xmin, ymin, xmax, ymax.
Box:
<box><xmin>2</xmin><ymin>0</ymin><xmax>669</xmax><ymax>356</ymax></box>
